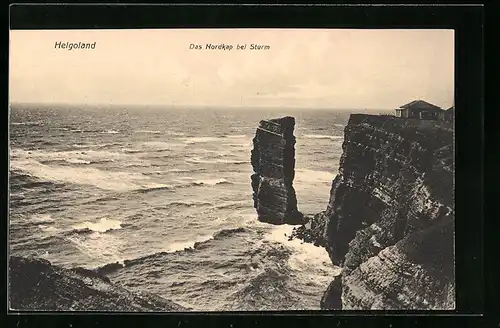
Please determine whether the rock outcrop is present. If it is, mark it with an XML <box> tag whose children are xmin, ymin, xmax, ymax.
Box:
<box><xmin>254</xmin><ymin>114</ymin><xmax>455</xmax><ymax>310</ymax></box>
<box><xmin>9</xmin><ymin>256</ymin><xmax>186</xmax><ymax>312</ymax></box>
<box><xmin>251</xmin><ymin>117</ymin><xmax>305</xmax><ymax>225</ymax></box>
<box><xmin>318</xmin><ymin>114</ymin><xmax>455</xmax><ymax>310</ymax></box>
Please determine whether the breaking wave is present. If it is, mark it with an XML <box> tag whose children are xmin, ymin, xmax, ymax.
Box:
<box><xmin>102</xmin><ymin>130</ymin><xmax>119</xmax><ymax>134</ymax></box>
<box><xmin>192</xmin><ymin>178</ymin><xmax>230</xmax><ymax>186</ymax></box>
<box><xmin>135</xmin><ymin>130</ymin><xmax>162</xmax><ymax>134</ymax></box>
<box><xmin>93</xmin><ymin>227</ymin><xmax>250</xmax><ymax>274</ymax></box>
<box><xmin>302</xmin><ymin>134</ymin><xmax>343</xmax><ymax>140</ymax></box>
<box><xmin>185</xmin><ymin>157</ymin><xmax>248</xmax><ymax>165</ymax></box>
<box><xmin>72</xmin><ymin>218</ymin><xmax>123</xmax><ymax>233</ymax></box>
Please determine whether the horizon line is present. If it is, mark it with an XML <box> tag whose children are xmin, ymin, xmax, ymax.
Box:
<box><xmin>9</xmin><ymin>101</ymin><xmax>396</xmax><ymax>111</ymax></box>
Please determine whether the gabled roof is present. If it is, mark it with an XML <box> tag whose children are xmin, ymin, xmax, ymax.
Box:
<box><xmin>399</xmin><ymin>100</ymin><xmax>442</xmax><ymax>110</ymax></box>
<box><xmin>446</xmin><ymin>106</ymin><xmax>455</xmax><ymax>111</ymax></box>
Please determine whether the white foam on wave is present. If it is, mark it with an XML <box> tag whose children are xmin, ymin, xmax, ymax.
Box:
<box><xmin>10</xmin><ymin>158</ymin><xmax>160</xmax><ymax>192</ymax></box>
<box><xmin>66</xmin><ymin>231</ymin><xmax>124</xmax><ymax>265</ymax></box>
<box><xmin>65</xmin><ymin>158</ymin><xmax>91</xmax><ymax>165</ymax></box>
<box><xmin>175</xmin><ymin>176</ymin><xmax>229</xmax><ymax>186</ymax></box>
<box><xmin>167</xmin><ymin>131</ymin><xmax>185</xmax><ymax>136</ymax></box>
<box><xmin>164</xmin><ymin>235</ymin><xmax>214</xmax><ymax>253</ymax></box>
<box><xmin>38</xmin><ymin>224</ymin><xmax>61</xmax><ymax>233</ymax></box>
<box><xmin>295</xmin><ymin>169</ymin><xmax>336</xmax><ymax>184</ymax></box>
<box><xmin>136</xmin><ymin>130</ymin><xmax>162</xmax><ymax>134</ymax></box>
<box><xmin>72</xmin><ymin>217</ymin><xmax>123</xmax><ymax>233</ymax></box>
<box><xmin>185</xmin><ymin>156</ymin><xmax>248</xmax><ymax>165</ymax></box>
<box><xmin>193</xmin><ymin>178</ymin><xmax>229</xmax><ymax>186</ymax></box>
<box><xmin>32</xmin><ymin>214</ymin><xmax>55</xmax><ymax>224</ymax></box>
<box><xmin>122</xmin><ymin>148</ymin><xmax>143</xmax><ymax>154</ymax></box>
<box><xmin>264</xmin><ymin>224</ymin><xmax>341</xmax><ymax>281</ymax></box>
<box><xmin>178</xmin><ymin>137</ymin><xmax>221</xmax><ymax>144</ymax></box>
<box><xmin>11</xmin><ymin>148</ymin><xmax>126</xmax><ymax>164</ymax></box>
<box><xmin>103</xmin><ymin>130</ymin><xmax>119</xmax><ymax>134</ymax></box>
<box><xmin>302</xmin><ymin>134</ymin><xmax>343</xmax><ymax>140</ymax></box>
<box><xmin>11</xmin><ymin>121</ymin><xmax>43</xmax><ymax>126</ymax></box>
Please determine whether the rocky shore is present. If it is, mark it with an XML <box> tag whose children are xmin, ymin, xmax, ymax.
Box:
<box><xmin>253</xmin><ymin>114</ymin><xmax>455</xmax><ymax>310</ymax></box>
<box><xmin>9</xmin><ymin>256</ymin><xmax>186</xmax><ymax>311</ymax></box>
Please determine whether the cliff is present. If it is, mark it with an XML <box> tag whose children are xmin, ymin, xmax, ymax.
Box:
<box><xmin>254</xmin><ymin>114</ymin><xmax>455</xmax><ymax>310</ymax></box>
<box><xmin>319</xmin><ymin>114</ymin><xmax>455</xmax><ymax>310</ymax></box>
<box><xmin>251</xmin><ymin>117</ymin><xmax>306</xmax><ymax>225</ymax></box>
<box><xmin>9</xmin><ymin>256</ymin><xmax>186</xmax><ymax>312</ymax></box>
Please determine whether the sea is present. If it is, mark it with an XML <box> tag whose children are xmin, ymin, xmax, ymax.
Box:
<box><xmin>9</xmin><ymin>104</ymin><xmax>353</xmax><ymax>311</ymax></box>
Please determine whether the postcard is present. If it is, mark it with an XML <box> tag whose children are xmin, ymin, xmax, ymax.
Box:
<box><xmin>9</xmin><ymin>28</ymin><xmax>455</xmax><ymax>312</ymax></box>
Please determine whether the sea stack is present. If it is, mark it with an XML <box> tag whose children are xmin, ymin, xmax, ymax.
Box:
<box><xmin>250</xmin><ymin>116</ymin><xmax>305</xmax><ymax>225</ymax></box>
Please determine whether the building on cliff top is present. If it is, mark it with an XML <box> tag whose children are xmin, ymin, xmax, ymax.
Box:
<box><xmin>395</xmin><ymin>100</ymin><xmax>444</xmax><ymax>120</ymax></box>
<box><xmin>437</xmin><ymin>106</ymin><xmax>455</xmax><ymax>122</ymax></box>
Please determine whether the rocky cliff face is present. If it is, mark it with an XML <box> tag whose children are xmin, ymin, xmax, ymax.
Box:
<box><xmin>256</xmin><ymin>114</ymin><xmax>455</xmax><ymax>310</ymax></box>
<box><xmin>9</xmin><ymin>256</ymin><xmax>186</xmax><ymax>311</ymax></box>
<box><xmin>251</xmin><ymin>117</ymin><xmax>305</xmax><ymax>225</ymax></box>
<box><xmin>319</xmin><ymin>114</ymin><xmax>455</xmax><ymax>310</ymax></box>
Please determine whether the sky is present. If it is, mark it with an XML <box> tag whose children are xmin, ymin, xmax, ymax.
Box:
<box><xmin>9</xmin><ymin>29</ymin><xmax>454</xmax><ymax>109</ymax></box>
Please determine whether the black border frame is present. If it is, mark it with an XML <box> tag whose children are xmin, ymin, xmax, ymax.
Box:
<box><xmin>4</xmin><ymin>3</ymin><xmax>487</xmax><ymax>328</ymax></box>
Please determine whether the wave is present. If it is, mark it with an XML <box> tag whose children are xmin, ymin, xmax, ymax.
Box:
<box><xmin>32</xmin><ymin>214</ymin><xmax>56</xmax><ymax>224</ymax></box>
<box><xmin>38</xmin><ymin>225</ymin><xmax>61</xmax><ymax>233</ymax></box>
<box><xmin>165</xmin><ymin>201</ymin><xmax>213</xmax><ymax>208</ymax></box>
<box><xmin>11</xmin><ymin>148</ymin><xmax>127</xmax><ymax>164</ymax></box>
<box><xmin>167</xmin><ymin>131</ymin><xmax>185</xmax><ymax>136</ymax></box>
<box><xmin>65</xmin><ymin>158</ymin><xmax>91</xmax><ymax>164</ymax></box>
<box><xmin>164</xmin><ymin>235</ymin><xmax>215</xmax><ymax>253</ymax></box>
<box><xmin>10</xmin><ymin>158</ymin><xmax>162</xmax><ymax>192</ymax></box>
<box><xmin>192</xmin><ymin>178</ymin><xmax>230</xmax><ymax>186</ymax></box>
<box><xmin>142</xmin><ymin>141</ymin><xmax>186</xmax><ymax>151</ymax></box>
<box><xmin>9</xmin><ymin>192</ymin><xmax>25</xmax><ymax>201</ymax></box>
<box><xmin>122</xmin><ymin>149</ymin><xmax>143</xmax><ymax>154</ymax></box>
<box><xmin>40</xmin><ymin>158</ymin><xmax>93</xmax><ymax>165</ymax></box>
<box><xmin>11</xmin><ymin>121</ymin><xmax>43</xmax><ymax>126</ymax></box>
<box><xmin>295</xmin><ymin>169</ymin><xmax>336</xmax><ymax>184</ymax></box>
<box><xmin>166</xmin><ymin>168</ymin><xmax>198</xmax><ymax>173</ymax></box>
<box><xmin>102</xmin><ymin>130</ymin><xmax>119</xmax><ymax>134</ymax></box>
<box><xmin>72</xmin><ymin>218</ymin><xmax>123</xmax><ymax>233</ymax></box>
<box><xmin>212</xmin><ymin>227</ymin><xmax>247</xmax><ymax>240</ymax></box>
<box><xmin>93</xmin><ymin>227</ymin><xmax>251</xmax><ymax>274</ymax></box>
<box><xmin>135</xmin><ymin>130</ymin><xmax>161</xmax><ymax>134</ymax></box>
<box><xmin>185</xmin><ymin>157</ymin><xmax>248</xmax><ymax>165</ymax></box>
<box><xmin>264</xmin><ymin>224</ymin><xmax>340</xmax><ymax>278</ymax></box>
<box><xmin>65</xmin><ymin>230</ymin><xmax>125</xmax><ymax>265</ymax></box>
<box><xmin>71</xmin><ymin>143</ymin><xmax>91</xmax><ymax>149</ymax></box>
<box><xmin>212</xmin><ymin>201</ymin><xmax>246</xmax><ymax>211</ymax></box>
<box><xmin>95</xmin><ymin>142</ymin><xmax>123</xmax><ymax>149</ymax></box>
<box><xmin>135</xmin><ymin>184</ymin><xmax>171</xmax><ymax>193</ymax></box>
<box><xmin>177</xmin><ymin>137</ymin><xmax>221</xmax><ymax>144</ymax></box>
<box><xmin>302</xmin><ymin>134</ymin><xmax>343</xmax><ymax>140</ymax></box>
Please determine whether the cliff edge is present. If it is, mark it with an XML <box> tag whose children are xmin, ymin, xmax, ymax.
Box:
<box><xmin>9</xmin><ymin>256</ymin><xmax>186</xmax><ymax>311</ymax></box>
<box><xmin>317</xmin><ymin>114</ymin><xmax>454</xmax><ymax>310</ymax></box>
<box><xmin>256</xmin><ymin>114</ymin><xmax>455</xmax><ymax>310</ymax></box>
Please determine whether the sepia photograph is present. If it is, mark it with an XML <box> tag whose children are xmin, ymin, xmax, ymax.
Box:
<box><xmin>8</xmin><ymin>28</ymin><xmax>455</xmax><ymax>312</ymax></box>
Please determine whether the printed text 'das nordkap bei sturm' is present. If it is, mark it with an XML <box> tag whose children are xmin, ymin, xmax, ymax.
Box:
<box><xmin>189</xmin><ymin>43</ymin><xmax>271</xmax><ymax>51</ymax></box>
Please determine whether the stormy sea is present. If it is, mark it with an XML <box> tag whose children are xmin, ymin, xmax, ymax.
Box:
<box><xmin>9</xmin><ymin>104</ymin><xmax>352</xmax><ymax>311</ymax></box>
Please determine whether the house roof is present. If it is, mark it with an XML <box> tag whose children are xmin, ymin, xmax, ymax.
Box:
<box><xmin>447</xmin><ymin>106</ymin><xmax>455</xmax><ymax>111</ymax></box>
<box><xmin>399</xmin><ymin>100</ymin><xmax>442</xmax><ymax>110</ymax></box>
